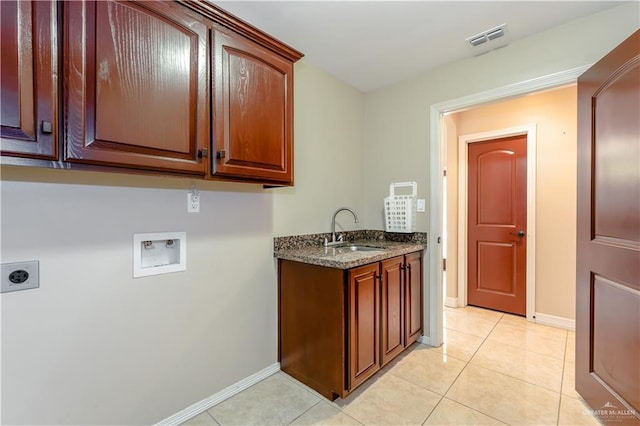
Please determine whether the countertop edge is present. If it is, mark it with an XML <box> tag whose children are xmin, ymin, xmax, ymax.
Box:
<box><xmin>274</xmin><ymin>242</ymin><xmax>426</xmax><ymax>269</ymax></box>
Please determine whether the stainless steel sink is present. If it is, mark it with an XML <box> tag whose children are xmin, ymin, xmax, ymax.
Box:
<box><xmin>338</xmin><ymin>244</ymin><xmax>384</xmax><ymax>252</ymax></box>
<box><xmin>321</xmin><ymin>244</ymin><xmax>385</xmax><ymax>257</ymax></box>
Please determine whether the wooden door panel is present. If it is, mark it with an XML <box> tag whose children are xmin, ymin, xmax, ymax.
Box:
<box><xmin>405</xmin><ymin>252</ymin><xmax>423</xmax><ymax>345</ymax></box>
<box><xmin>227</xmin><ymin>50</ymin><xmax>285</xmax><ymax>166</ymax></box>
<box><xmin>64</xmin><ymin>0</ymin><xmax>208</xmax><ymax>174</ymax></box>
<box><xmin>0</xmin><ymin>0</ymin><xmax>57</xmax><ymax>159</ymax></box>
<box><xmin>477</xmin><ymin>242</ymin><xmax>516</xmax><ymax>294</ymax></box>
<box><xmin>577</xmin><ymin>29</ymin><xmax>640</xmax><ymax>425</ymax></box>
<box><xmin>93</xmin><ymin>1</ymin><xmax>192</xmax><ymax>152</ymax></box>
<box><xmin>593</xmin><ymin>62</ymin><xmax>640</xmax><ymax>246</ymax></box>
<box><xmin>348</xmin><ymin>263</ymin><xmax>380</xmax><ymax>390</ymax></box>
<box><xmin>468</xmin><ymin>136</ymin><xmax>527</xmax><ymax>315</ymax></box>
<box><xmin>380</xmin><ymin>257</ymin><xmax>404</xmax><ymax>366</ymax></box>
<box><xmin>592</xmin><ymin>275</ymin><xmax>640</xmax><ymax>412</ymax></box>
<box><xmin>477</xmin><ymin>150</ymin><xmax>518</xmax><ymax>225</ymax></box>
<box><xmin>213</xmin><ymin>27</ymin><xmax>293</xmax><ymax>183</ymax></box>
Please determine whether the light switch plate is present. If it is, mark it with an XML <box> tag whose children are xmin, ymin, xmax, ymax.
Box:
<box><xmin>1</xmin><ymin>261</ymin><xmax>39</xmax><ymax>293</ymax></box>
<box><xmin>417</xmin><ymin>199</ymin><xmax>426</xmax><ymax>212</ymax></box>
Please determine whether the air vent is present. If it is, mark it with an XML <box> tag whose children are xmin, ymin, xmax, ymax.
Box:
<box><xmin>466</xmin><ymin>24</ymin><xmax>507</xmax><ymax>48</ymax></box>
<box><xmin>469</xmin><ymin>35</ymin><xmax>487</xmax><ymax>47</ymax></box>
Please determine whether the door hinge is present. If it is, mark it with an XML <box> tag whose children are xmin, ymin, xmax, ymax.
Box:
<box><xmin>443</xmin><ymin>258</ymin><xmax>447</xmax><ymax>271</ymax></box>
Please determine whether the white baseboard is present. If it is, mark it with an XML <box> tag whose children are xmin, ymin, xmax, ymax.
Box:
<box><xmin>534</xmin><ymin>313</ymin><xmax>575</xmax><ymax>331</ymax></box>
<box><xmin>444</xmin><ymin>297</ymin><xmax>458</xmax><ymax>308</ymax></box>
<box><xmin>155</xmin><ymin>362</ymin><xmax>281</xmax><ymax>426</ymax></box>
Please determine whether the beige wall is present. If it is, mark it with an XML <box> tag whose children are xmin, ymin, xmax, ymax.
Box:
<box><xmin>446</xmin><ymin>86</ymin><xmax>578</xmax><ymax>320</ymax></box>
<box><xmin>273</xmin><ymin>61</ymin><xmax>365</xmax><ymax>236</ymax></box>
<box><xmin>0</xmin><ymin>61</ymin><xmax>364</xmax><ymax>425</ymax></box>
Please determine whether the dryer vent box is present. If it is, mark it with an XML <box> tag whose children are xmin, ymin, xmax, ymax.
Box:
<box><xmin>133</xmin><ymin>232</ymin><xmax>186</xmax><ymax>278</ymax></box>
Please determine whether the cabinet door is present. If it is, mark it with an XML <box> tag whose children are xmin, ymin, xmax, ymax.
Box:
<box><xmin>380</xmin><ymin>256</ymin><xmax>405</xmax><ymax>366</ymax></box>
<box><xmin>1</xmin><ymin>0</ymin><xmax>57</xmax><ymax>159</ymax></box>
<box><xmin>212</xmin><ymin>27</ymin><xmax>294</xmax><ymax>185</ymax></box>
<box><xmin>64</xmin><ymin>1</ymin><xmax>208</xmax><ymax>174</ymax></box>
<box><xmin>348</xmin><ymin>263</ymin><xmax>380</xmax><ymax>390</ymax></box>
<box><xmin>405</xmin><ymin>252</ymin><xmax>424</xmax><ymax>345</ymax></box>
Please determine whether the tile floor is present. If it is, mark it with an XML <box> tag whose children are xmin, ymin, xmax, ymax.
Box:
<box><xmin>181</xmin><ymin>306</ymin><xmax>601</xmax><ymax>426</ymax></box>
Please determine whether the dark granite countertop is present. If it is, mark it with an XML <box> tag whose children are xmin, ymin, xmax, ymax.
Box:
<box><xmin>274</xmin><ymin>230</ymin><xmax>427</xmax><ymax>269</ymax></box>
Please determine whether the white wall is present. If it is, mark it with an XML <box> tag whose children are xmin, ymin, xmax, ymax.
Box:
<box><xmin>0</xmin><ymin>60</ymin><xmax>364</xmax><ymax>425</ymax></box>
<box><xmin>1</xmin><ymin>3</ymin><xmax>638</xmax><ymax>424</ymax></box>
<box><xmin>362</xmin><ymin>2</ymin><xmax>639</xmax><ymax>231</ymax></box>
<box><xmin>362</xmin><ymin>3</ymin><xmax>639</xmax><ymax>330</ymax></box>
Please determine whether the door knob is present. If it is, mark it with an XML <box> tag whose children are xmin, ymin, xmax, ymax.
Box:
<box><xmin>510</xmin><ymin>230</ymin><xmax>526</xmax><ymax>237</ymax></box>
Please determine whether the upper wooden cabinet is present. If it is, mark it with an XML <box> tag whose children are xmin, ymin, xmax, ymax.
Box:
<box><xmin>0</xmin><ymin>0</ymin><xmax>58</xmax><ymax>160</ymax></box>
<box><xmin>1</xmin><ymin>0</ymin><xmax>303</xmax><ymax>185</ymax></box>
<box><xmin>64</xmin><ymin>0</ymin><xmax>209</xmax><ymax>175</ymax></box>
<box><xmin>211</xmin><ymin>27</ymin><xmax>295</xmax><ymax>185</ymax></box>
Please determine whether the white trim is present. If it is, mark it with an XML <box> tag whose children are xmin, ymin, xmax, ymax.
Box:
<box><xmin>155</xmin><ymin>363</ymin><xmax>281</xmax><ymax>426</ymax></box>
<box><xmin>427</xmin><ymin>64</ymin><xmax>590</xmax><ymax>348</ymax></box>
<box><xmin>445</xmin><ymin>297</ymin><xmax>459</xmax><ymax>308</ymax></box>
<box><xmin>418</xmin><ymin>334</ymin><xmax>435</xmax><ymax>346</ymax></box>
<box><xmin>457</xmin><ymin>125</ymin><xmax>537</xmax><ymax>323</ymax></box>
<box><xmin>535</xmin><ymin>313</ymin><xmax>576</xmax><ymax>331</ymax></box>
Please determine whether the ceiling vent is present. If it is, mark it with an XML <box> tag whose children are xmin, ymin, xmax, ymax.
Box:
<box><xmin>466</xmin><ymin>24</ymin><xmax>509</xmax><ymax>55</ymax></box>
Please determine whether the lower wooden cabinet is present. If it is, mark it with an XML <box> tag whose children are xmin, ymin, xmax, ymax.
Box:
<box><xmin>348</xmin><ymin>263</ymin><xmax>381</xmax><ymax>390</ymax></box>
<box><xmin>278</xmin><ymin>251</ymin><xmax>423</xmax><ymax>400</ymax></box>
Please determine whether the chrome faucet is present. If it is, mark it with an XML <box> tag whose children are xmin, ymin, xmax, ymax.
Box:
<box><xmin>324</xmin><ymin>207</ymin><xmax>359</xmax><ymax>247</ymax></box>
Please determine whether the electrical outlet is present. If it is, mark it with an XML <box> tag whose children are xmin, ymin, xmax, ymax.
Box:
<box><xmin>1</xmin><ymin>261</ymin><xmax>39</xmax><ymax>293</ymax></box>
<box><xmin>417</xmin><ymin>199</ymin><xmax>426</xmax><ymax>212</ymax></box>
<box><xmin>187</xmin><ymin>191</ymin><xmax>200</xmax><ymax>213</ymax></box>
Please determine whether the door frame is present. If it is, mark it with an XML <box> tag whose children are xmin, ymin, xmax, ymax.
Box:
<box><xmin>425</xmin><ymin>65</ymin><xmax>590</xmax><ymax>347</ymax></box>
<box><xmin>457</xmin><ymin>126</ymin><xmax>536</xmax><ymax>321</ymax></box>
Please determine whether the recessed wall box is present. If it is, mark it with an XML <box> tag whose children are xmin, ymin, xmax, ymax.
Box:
<box><xmin>133</xmin><ymin>232</ymin><xmax>186</xmax><ymax>278</ymax></box>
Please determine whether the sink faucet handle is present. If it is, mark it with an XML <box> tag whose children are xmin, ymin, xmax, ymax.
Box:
<box><xmin>337</xmin><ymin>234</ymin><xmax>343</xmax><ymax>242</ymax></box>
<box><xmin>323</xmin><ymin>237</ymin><xmax>328</xmax><ymax>246</ymax></box>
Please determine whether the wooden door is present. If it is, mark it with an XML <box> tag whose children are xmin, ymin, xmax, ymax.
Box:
<box><xmin>64</xmin><ymin>0</ymin><xmax>208</xmax><ymax>174</ymax></box>
<box><xmin>405</xmin><ymin>252</ymin><xmax>423</xmax><ymax>346</ymax></box>
<box><xmin>1</xmin><ymin>0</ymin><xmax>57</xmax><ymax>159</ymax></box>
<box><xmin>380</xmin><ymin>256</ymin><xmax>404</xmax><ymax>366</ymax></box>
<box><xmin>212</xmin><ymin>27</ymin><xmax>294</xmax><ymax>185</ymax></box>
<box><xmin>468</xmin><ymin>136</ymin><xmax>527</xmax><ymax>315</ymax></box>
<box><xmin>576</xmin><ymin>30</ymin><xmax>640</xmax><ymax>425</ymax></box>
<box><xmin>348</xmin><ymin>263</ymin><xmax>380</xmax><ymax>390</ymax></box>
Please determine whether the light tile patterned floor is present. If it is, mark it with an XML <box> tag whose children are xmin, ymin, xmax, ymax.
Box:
<box><xmin>181</xmin><ymin>306</ymin><xmax>601</xmax><ymax>426</ymax></box>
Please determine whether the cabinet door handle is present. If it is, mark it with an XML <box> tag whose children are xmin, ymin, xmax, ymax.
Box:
<box><xmin>216</xmin><ymin>150</ymin><xmax>226</xmax><ymax>159</ymax></box>
<box><xmin>374</xmin><ymin>273</ymin><xmax>382</xmax><ymax>282</ymax></box>
<box><xmin>198</xmin><ymin>148</ymin><xmax>208</xmax><ymax>158</ymax></box>
<box><xmin>41</xmin><ymin>121</ymin><xmax>53</xmax><ymax>134</ymax></box>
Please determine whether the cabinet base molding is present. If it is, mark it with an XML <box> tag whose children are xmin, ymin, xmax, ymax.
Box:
<box><xmin>155</xmin><ymin>362</ymin><xmax>280</xmax><ymax>426</ymax></box>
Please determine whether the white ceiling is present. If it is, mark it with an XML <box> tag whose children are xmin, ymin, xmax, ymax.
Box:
<box><xmin>213</xmin><ymin>1</ymin><xmax>626</xmax><ymax>92</ymax></box>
